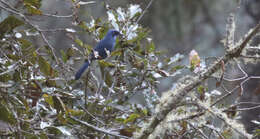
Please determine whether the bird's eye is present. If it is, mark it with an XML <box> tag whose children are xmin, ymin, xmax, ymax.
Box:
<box><xmin>113</xmin><ymin>31</ymin><xmax>120</xmax><ymax>36</ymax></box>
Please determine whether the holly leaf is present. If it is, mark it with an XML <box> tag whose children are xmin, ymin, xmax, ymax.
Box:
<box><xmin>0</xmin><ymin>16</ymin><xmax>24</xmax><ymax>39</ymax></box>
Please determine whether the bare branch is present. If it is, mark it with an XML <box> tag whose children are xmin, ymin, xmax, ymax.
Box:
<box><xmin>70</xmin><ymin>116</ymin><xmax>130</xmax><ymax>139</ymax></box>
<box><xmin>136</xmin><ymin>0</ymin><xmax>154</xmax><ymax>24</ymax></box>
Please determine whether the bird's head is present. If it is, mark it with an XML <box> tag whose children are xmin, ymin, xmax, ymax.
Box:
<box><xmin>106</xmin><ymin>29</ymin><xmax>121</xmax><ymax>39</ymax></box>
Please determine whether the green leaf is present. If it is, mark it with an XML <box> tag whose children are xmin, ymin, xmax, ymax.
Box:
<box><xmin>170</xmin><ymin>65</ymin><xmax>184</xmax><ymax>72</ymax></box>
<box><xmin>98</xmin><ymin>27</ymin><xmax>109</xmax><ymax>40</ymax></box>
<box><xmin>19</xmin><ymin>114</ymin><xmax>31</xmax><ymax>130</ymax></box>
<box><xmin>13</xmin><ymin>70</ymin><xmax>21</xmax><ymax>82</ymax></box>
<box><xmin>42</xmin><ymin>45</ymin><xmax>57</xmax><ymax>62</ymax></box>
<box><xmin>31</xmin><ymin>52</ymin><xmax>38</xmax><ymax>64</ymax></box>
<box><xmin>254</xmin><ymin>129</ymin><xmax>260</xmax><ymax>136</ymax></box>
<box><xmin>17</xmin><ymin>95</ymin><xmax>29</xmax><ymax>112</ymax></box>
<box><xmin>105</xmin><ymin>71</ymin><xmax>112</xmax><ymax>87</ymax></box>
<box><xmin>197</xmin><ymin>85</ymin><xmax>205</xmax><ymax>95</ymax></box>
<box><xmin>25</xmin><ymin>4</ymin><xmax>42</xmax><ymax>15</ymax></box>
<box><xmin>39</xmin><ymin>132</ymin><xmax>48</xmax><ymax>139</ymax></box>
<box><xmin>6</xmin><ymin>54</ymin><xmax>20</xmax><ymax>61</ymax></box>
<box><xmin>0</xmin><ymin>16</ymin><xmax>24</xmax><ymax>39</ymax></box>
<box><xmin>24</xmin><ymin>0</ymin><xmax>42</xmax><ymax>8</ymax></box>
<box><xmin>45</xmin><ymin>127</ymin><xmax>63</xmax><ymax>135</ymax></box>
<box><xmin>197</xmin><ymin>85</ymin><xmax>207</xmax><ymax>100</ymax></box>
<box><xmin>68</xmin><ymin>109</ymin><xmax>84</xmax><ymax>116</ymax></box>
<box><xmin>60</xmin><ymin>50</ymin><xmax>67</xmax><ymax>63</ymax></box>
<box><xmin>67</xmin><ymin>47</ymin><xmax>75</xmax><ymax>57</ymax></box>
<box><xmin>0</xmin><ymin>103</ymin><xmax>15</xmax><ymax>125</ymax></box>
<box><xmin>23</xmin><ymin>132</ymin><xmax>38</xmax><ymax>139</ymax></box>
<box><xmin>142</xmin><ymin>109</ymin><xmax>148</xmax><ymax>116</ymax></box>
<box><xmin>43</xmin><ymin>94</ymin><xmax>54</xmax><ymax>107</ymax></box>
<box><xmin>128</xmin><ymin>28</ymin><xmax>149</xmax><ymax>43</ymax></box>
<box><xmin>83</xmin><ymin>44</ymin><xmax>93</xmax><ymax>55</ymax></box>
<box><xmin>115</xmin><ymin>118</ymin><xmax>125</xmax><ymax>123</ymax></box>
<box><xmin>61</xmin><ymin>48</ymin><xmax>75</xmax><ymax>63</ymax></box>
<box><xmin>78</xmin><ymin>21</ymin><xmax>88</xmax><ymax>30</ymax></box>
<box><xmin>57</xmin><ymin>113</ymin><xmax>67</xmax><ymax>124</ymax></box>
<box><xmin>53</xmin><ymin>96</ymin><xmax>67</xmax><ymax>115</ymax></box>
<box><xmin>19</xmin><ymin>39</ymin><xmax>37</xmax><ymax>63</ymax></box>
<box><xmin>146</xmin><ymin>42</ymin><xmax>155</xmax><ymax>53</ymax></box>
<box><xmin>111</xmin><ymin>49</ymin><xmax>122</xmax><ymax>57</ymax></box>
<box><xmin>98</xmin><ymin>60</ymin><xmax>115</xmax><ymax>68</ymax></box>
<box><xmin>24</xmin><ymin>0</ymin><xmax>42</xmax><ymax>15</ymax></box>
<box><xmin>0</xmin><ymin>74</ymin><xmax>11</xmax><ymax>82</ymax></box>
<box><xmin>133</xmin><ymin>41</ymin><xmax>141</xmax><ymax>54</ymax></box>
<box><xmin>19</xmin><ymin>39</ymin><xmax>35</xmax><ymax>55</ymax></box>
<box><xmin>75</xmin><ymin>39</ymin><xmax>83</xmax><ymax>47</ymax></box>
<box><xmin>38</xmin><ymin>56</ymin><xmax>51</xmax><ymax>76</ymax></box>
<box><xmin>123</xmin><ymin>113</ymin><xmax>140</xmax><ymax>124</ymax></box>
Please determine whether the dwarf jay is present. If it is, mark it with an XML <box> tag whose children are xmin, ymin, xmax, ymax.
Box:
<box><xmin>75</xmin><ymin>29</ymin><xmax>121</xmax><ymax>80</ymax></box>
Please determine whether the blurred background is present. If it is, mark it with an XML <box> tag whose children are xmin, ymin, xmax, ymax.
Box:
<box><xmin>1</xmin><ymin>0</ymin><xmax>259</xmax><ymax>135</ymax></box>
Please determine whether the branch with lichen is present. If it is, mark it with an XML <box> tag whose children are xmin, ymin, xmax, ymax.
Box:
<box><xmin>134</xmin><ymin>22</ymin><xmax>260</xmax><ymax>139</ymax></box>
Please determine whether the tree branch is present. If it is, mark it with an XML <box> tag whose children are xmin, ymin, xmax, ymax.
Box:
<box><xmin>70</xmin><ymin>116</ymin><xmax>130</xmax><ymax>139</ymax></box>
<box><xmin>134</xmin><ymin>22</ymin><xmax>260</xmax><ymax>139</ymax></box>
<box><xmin>0</xmin><ymin>0</ymin><xmax>60</xmax><ymax>65</ymax></box>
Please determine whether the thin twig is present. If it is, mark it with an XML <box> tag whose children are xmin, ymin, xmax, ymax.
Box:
<box><xmin>1</xmin><ymin>0</ymin><xmax>74</xmax><ymax>18</ymax></box>
<box><xmin>0</xmin><ymin>61</ymin><xmax>19</xmax><ymax>76</ymax></box>
<box><xmin>197</xmin><ymin>101</ymin><xmax>251</xmax><ymax>138</ymax></box>
<box><xmin>203</xmin><ymin>124</ymin><xmax>225</xmax><ymax>139</ymax></box>
<box><xmin>223</xmin><ymin>62</ymin><xmax>247</xmax><ymax>82</ymax></box>
<box><xmin>136</xmin><ymin>0</ymin><xmax>154</xmax><ymax>24</ymax></box>
<box><xmin>187</xmin><ymin>121</ymin><xmax>209</xmax><ymax>139</ymax></box>
<box><xmin>38</xmin><ymin>13</ymin><xmax>74</xmax><ymax>18</ymax></box>
<box><xmin>0</xmin><ymin>1</ymin><xmax>60</xmax><ymax>65</ymax></box>
<box><xmin>70</xmin><ymin>116</ymin><xmax>130</xmax><ymax>139</ymax></box>
<box><xmin>212</xmin><ymin>74</ymin><xmax>260</xmax><ymax>106</ymax></box>
<box><xmin>124</xmin><ymin>0</ymin><xmax>155</xmax><ymax>39</ymax></box>
<box><xmin>78</xmin><ymin>103</ymin><xmax>105</xmax><ymax>125</ymax></box>
<box><xmin>224</xmin><ymin>104</ymin><xmax>260</xmax><ymax>112</ymax></box>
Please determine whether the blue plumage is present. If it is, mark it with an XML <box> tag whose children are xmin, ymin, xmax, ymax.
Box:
<box><xmin>75</xmin><ymin>29</ymin><xmax>120</xmax><ymax>80</ymax></box>
<box><xmin>75</xmin><ymin>60</ymin><xmax>90</xmax><ymax>80</ymax></box>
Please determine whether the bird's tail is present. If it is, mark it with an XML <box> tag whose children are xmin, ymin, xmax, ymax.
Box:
<box><xmin>75</xmin><ymin>61</ymin><xmax>90</xmax><ymax>80</ymax></box>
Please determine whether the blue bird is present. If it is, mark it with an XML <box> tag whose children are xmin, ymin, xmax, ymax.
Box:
<box><xmin>75</xmin><ymin>29</ymin><xmax>121</xmax><ymax>80</ymax></box>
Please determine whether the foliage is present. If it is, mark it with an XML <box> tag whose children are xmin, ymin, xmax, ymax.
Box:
<box><xmin>0</xmin><ymin>0</ymin><xmax>184</xmax><ymax>138</ymax></box>
<box><xmin>0</xmin><ymin>0</ymin><xmax>259</xmax><ymax>138</ymax></box>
